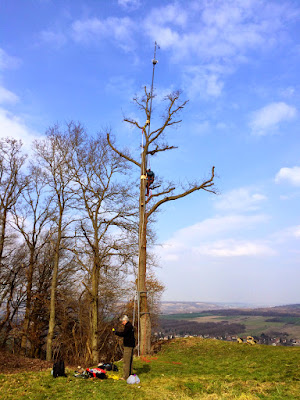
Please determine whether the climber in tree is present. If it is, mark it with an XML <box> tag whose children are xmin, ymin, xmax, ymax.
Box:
<box><xmin>146</xmin><ymin>169</ymin><xmax>155</xmax><ymax>196</ymax></box>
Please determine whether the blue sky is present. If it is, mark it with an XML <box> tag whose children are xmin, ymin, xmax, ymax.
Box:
<box><xmin>1</xmin><ymin>0</ymin><xmax>300</xmax><ymax>306</ymax></box>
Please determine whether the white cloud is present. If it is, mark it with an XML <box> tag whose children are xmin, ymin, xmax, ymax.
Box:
<box><xmin>0</xmin><ymin>86</ymin><xmax>19</xmax><ymax>104</ymax></box>
<box><xmin>0</xmin><ymin>108</ymin><xmax>39</xmax><ymax>151</ymax></box>
<box><xmin>118</xmin><ymin>0</ymin><xmax>141</xmax><ymax>9</ymax></box>
<box><xmin>284</xmin><ymin>225</ymin><xmax>300</xmax><ymax>239</ymax></box>
<box><xmin>40</xmin><ymin>30</ymin><xmax>67</xmax><ymax>48</ymax></box>
<box><xmin>250</xmin><ymin>102</ymin><xmax>297</xmax><ymax>135</ymax></box>
<box><xmin>145</xmin><ymin>3</ymin><xmax>188</xmax><ymax>31</ymax></box>
<box><xmin>71</xmin><ymin>17</ymin><xmax>134</xmax><ymax>51</ymax></box>
<box><xmin>142</xmin><ymin>1</ymin><xmax>299</xmax><ymax>98</ymax></box>
<box><xmin>160</xmin><ymin>214</ymin><xmax>269</xmax><ymax>249</ymax></box>
<box><xmin>295</xmin><ymin>227</ymin><xmax>300</xmax><ymax>238</ymax></box>
<box><xmin>144</xmin><ymin>1</ymin><xmax>297</xmax><ymax>62</ymax></box>
<box><xmin>193</xmin><ymin>239</ymin><xmax>276</xmax><ymax>257</ymax></box>
<box><xmin>156</xmin><ymin>213</ymin><xmax>277</xmax><ymax>268</ymax></box>
<box><xmin>216</xmin><ymin>122</ymin><xmax>228</xmax><ymax>130</ymax></box>
<box><xmin>159</xmin><ymin>217</ymin><xmax>300</xmax><ymax>264</ymax></box>
<box><xmin>36</xmin><ymin>0</ymin><xmax>299</xmax><ymax>100</ymax></box>
<box><xmin>271</xmin><ymin>225</ymin><xmax>300</xmax><ymax>245</ymax></box>
<box><xmin>0</xmin><ymin>48</ymin><xmax>20</xmax><ymax>70</ymax></box>
<box><xmin>157</xmin><ymin>218</ymin><xmax>300</xmax><ymax>303</ymax></box>
<box><xmin>0</xmin><ymin>49</ymin><xmax>37</xmax><ymax>152</ymax></box>
<box><xmin>182</xmin><ymin>65</ymin><xmax>227</xmax><ymax>99</ymax></box>
<box><xmin>275</xmin><ymin>166</ymin><xmax>300</xmax><ymax>186</ymax></box>
<box><xmin>280</xmin><ymin>86</ymin><xmax>296</xmax><ymax>97</ymax></box>
<box><xmin>104</xmin><ymin>76</ymin><xmax>135</xmax><ymax>99</ymax></box>
<box><xmin>0</xmin><ymin>49</ymin><xmax>20</xmax><ymax>104</ymax></box>
<box><xmin>215</xmin><ymin>187</ymin><xmax>267</xmax><ymax>212</ymax></box>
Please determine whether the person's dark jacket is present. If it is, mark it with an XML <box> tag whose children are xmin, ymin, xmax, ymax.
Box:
<box><xmin>115</xmin><ymin>321</ymin><xmax>135</xmax><ymax>348</ymax></box>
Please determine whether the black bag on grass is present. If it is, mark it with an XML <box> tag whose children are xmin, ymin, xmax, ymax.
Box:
<box><xmin>98</xmin><ymin>362</ymin><xmax>118</xmax><ymax>372</ymax></box>
<box><xmin>52</xmin><ymin>359</ymin><xmax>66</xmax><ymax>378</ymax></box>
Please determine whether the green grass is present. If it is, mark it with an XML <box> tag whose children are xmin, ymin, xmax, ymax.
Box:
<box><xmin>0</xmin><ymin>338</ymin><xmax>300</xmax><ymax>399</ymax></box>
<box><xmin>273</xmin><ymin>317</ymin><xmax>300</xmax><ymax>325</ymax></box>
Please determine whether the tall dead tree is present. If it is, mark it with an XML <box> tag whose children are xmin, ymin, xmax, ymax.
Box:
<box><xmin>108</xmin><ymin>88</ymin><xmax>216</xmax><ymax>354</ymax></box>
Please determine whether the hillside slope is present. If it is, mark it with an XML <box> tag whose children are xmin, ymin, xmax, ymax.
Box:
<box><xmin>0</xmin><ymin>338</ymin><xmax>299</xmax><ymax>399</ymax></box>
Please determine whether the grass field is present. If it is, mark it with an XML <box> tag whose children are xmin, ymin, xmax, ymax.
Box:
<box><xmin>0</xmin><ymin>337</ymin><xmax>299</xmax><ymax>399</ymax></box>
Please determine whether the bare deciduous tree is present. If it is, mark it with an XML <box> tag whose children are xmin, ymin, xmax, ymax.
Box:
<box><xmin>0</xmin><ymin>138</ymin><xmax>27</xmax><ymax>343</ymax></box>
<box><xmin>68</xmin><ymin>124</ymin><xmax>135</xmax><ymax>363</ymax></box>
<box><xmin>34</xmin><ymin>127</ymin><xmax>75</xmax><ymax>361</ymax></box>
<box><xmin>11</xmin><ymin>164</ymin><xmax>53</xmax><ymax>355</ymax></box>
<box><xmin>0</xmin><ymin>137</ymin><xmax>27</xmax><ymax>262</ymax></box>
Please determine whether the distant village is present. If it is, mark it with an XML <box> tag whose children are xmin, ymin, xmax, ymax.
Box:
<box><xmin>154</xmin><ymin>331</ymin><xmax>300</xmax><ymax>347</ymax></box>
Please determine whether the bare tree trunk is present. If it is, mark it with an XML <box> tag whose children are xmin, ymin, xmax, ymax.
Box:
<box><xmin>138</xmin><ymin>150</ymin><xmax>151</xmax><ymax>355</ymax></box>
<box><xmin>90</xmin><ymin>259</ymin><xmax>100</xmax><ymax>364</ymax></box>
<box><xmin>0</xmin><ymin>210</ymin><xmax>7</xmax><ymax>261</ymax></box>
<box><xmin>21</xmin><ymin>249</ymin><xmax>34</xmax><ymax>355</ymax></box>
<box><xmin>138</xmin><ymin>216</ymin><xmax>151</xmax><ymax>355</ymax></box>
<box><xmin>46</xmin><ymin>216</ymin><xmax>62</xmax><ymax>361</ymax></box>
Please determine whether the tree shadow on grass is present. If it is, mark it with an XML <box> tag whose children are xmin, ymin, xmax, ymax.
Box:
<box><xmin>134</xmin><ymin>364</ymin><xmax>151</xmax><ymax>375</ymax></box>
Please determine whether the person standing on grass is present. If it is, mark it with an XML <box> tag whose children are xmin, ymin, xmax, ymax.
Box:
<box><xmin>113</xmin><ymin>315</ymin><xmax>135</xmax><ymax>380</ymax></box>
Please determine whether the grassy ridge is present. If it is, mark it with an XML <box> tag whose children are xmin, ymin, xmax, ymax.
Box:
<box><xmin>0</xmin><ymin>338</ymin><xmax>299</xmax><ymax>399</ymax></box>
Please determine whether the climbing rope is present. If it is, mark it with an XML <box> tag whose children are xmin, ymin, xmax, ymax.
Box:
<box><xmin>137</xmin><ymin>42</ymin><xmax>159</xmax><ymax>356</ymax></box>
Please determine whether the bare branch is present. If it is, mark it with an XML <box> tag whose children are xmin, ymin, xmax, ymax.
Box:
<box><xmin>147</xmin><ymin>166</ymin><xmax>216</xmax><ymax>217</ymax></box>
<box><xmin>107</xmin><ymin>133</ymin><xmax>141</xmax><ymax>168</ymax></box>
<box><xmin>148</xmin><ymin>97</ymin><xmax>188</xmax><ymax>144</ymax></box>
<box><xmin>132</xmin><ymin>87</ymin><xmax>151</xmax><ymax>120</ymax></box>
<box><xmin>123</xmin><ymin>118</ymin><xmax>144</xmax><ymax>130</ymax></box>
<box><xmin>147</xmin><ymin>145</ymin><xmax>178</xmax><ymax>156</ymax></box>
<box><xmin>146</xmin><ymin>186</ymin><xmax>175</xmax><ymax>204</ymax></box>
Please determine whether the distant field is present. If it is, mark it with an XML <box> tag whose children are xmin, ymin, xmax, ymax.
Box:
<box><xmin>160</xmin><ymin>312</ymin><xmax>300</xmax><ymax>339</ymax></box>
<box><xmin>193</xmin><ymin>315</ymin><xmax>300</xmax><ymax>337</ymax></box>
<box><xmin>161</xmin><ymin>313</ymin><xmax>214</xmax><ymax>320</ymax></box>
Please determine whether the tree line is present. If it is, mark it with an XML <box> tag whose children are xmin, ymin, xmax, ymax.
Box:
<box><xmin>158</xmin><ymin>318</ymin><xmax>245</xmax><ymax>337</ymax></box>
<box><xmin>1</xmin><ymin>87</ymin><xmax>216</xmax><ymax>362</ymax></box>
<box><xmin>0</xmin><ymin>123</ymin><xmax>163</xmax><ymax>365</ymax></box>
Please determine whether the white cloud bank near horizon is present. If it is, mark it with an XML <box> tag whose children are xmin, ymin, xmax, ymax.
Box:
<box><xmin>156</xmin><ymin>184</ymin><xmax>300</xmax><ymax>304</ymax></box>
<box><xmin>156</xmin><ymin>214</ymin><xmax>300</xmax><ymax>304</ymax></box>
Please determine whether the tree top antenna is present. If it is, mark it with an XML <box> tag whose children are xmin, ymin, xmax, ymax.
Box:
<box><xmin>148</xmin><ymin>41</ymin><xmax>160</xmax><ymax>135</ymax></box>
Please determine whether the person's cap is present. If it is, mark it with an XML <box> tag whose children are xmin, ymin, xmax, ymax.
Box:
<box><xmin>120</xmin><ymin>315</ymin><xmax>129</xmax><ymax>322</ymax></box>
